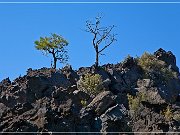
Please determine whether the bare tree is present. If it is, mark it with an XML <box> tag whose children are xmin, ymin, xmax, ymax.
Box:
<box><xmin>85</xmin><ymin>15</ymin><xmax>117</xmax><ymax>68</ymax></box>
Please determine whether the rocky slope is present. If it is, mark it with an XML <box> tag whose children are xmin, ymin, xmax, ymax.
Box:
<box><xmin>0</xmin><ymin>48</ymin><xmax>180</xmax><ymax>134</ymax></box>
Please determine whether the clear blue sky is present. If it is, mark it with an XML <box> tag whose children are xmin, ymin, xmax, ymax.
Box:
<box><xmin>0</xmin><ymin>1</ymin><xmax>180</xmax><ymax>81</ymax></box>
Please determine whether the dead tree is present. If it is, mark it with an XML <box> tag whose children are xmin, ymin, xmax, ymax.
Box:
<box><xmin>85</xmin><ymin>16</ymin><xmax>117</xmax><ymax>68</ymax></box>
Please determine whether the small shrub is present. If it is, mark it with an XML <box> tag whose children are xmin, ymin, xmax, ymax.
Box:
<box><xmin>81</xmin><ymin>100</ymin><xmax>87</xmax><ymax>107</ymax></box>
<box><xmin>127</xmin><ymin>92</ymin><xmax>147</xmax><ymax>112</ymax></box>
<box><xmin>137</xmin><ymin>52</ymin><xmax>176</xmax><ymax>82</ymax></box>
<box><xmin>138</xmin><ymin>52</ymin><xmax>163</xmax><ymax>70</ymax></box>
<box><xmin>78</xmin><ymin>73</ymin><xmax>103</xmax><ymax>95</ymax></box>
<box><xmin>140</xmin><ymin>92</ymin><xmax>148</xmax><ymax>102</ymax></box>
<box><xmin>162</xmin><ymin>105</ymin><xmax>173</xmax><ymax>121</ymax></box>
<box><xmin>127</xmin><ymin>94</ymin><xmax>140</xmax><ymax>111</ymax></box>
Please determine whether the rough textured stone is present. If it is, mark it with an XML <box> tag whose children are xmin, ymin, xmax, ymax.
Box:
<box><xmin>100</xmin><ymin>104</ymin><xmax>131</xmax><ymax>133</ymax></box>
<box><xmin>137</xmin><ymin>79</ymin><xmax>154</xmax><ymax>88</ymax></box>
<box><xmin>87</xmin><ymin>91</ymin><xmax>116</xmax><ymax>116</ymax></box>
<box><xmin>137</xmin><ymin>79</ymin><xmax>180</xmax><ymax>104</ymax></box>
<box><xmin>132</xmin><ymin>106</ymin><xmax>167</xmax><ymax>132</ymax></box>
<box><xmin>0</xmin><ymin>48</ymin><xmax>180</xmax><ymax>133</ymax></box>
<box><xmin>154</xmin><ymin>48</ymin><xmax>179</xmax><ymax>73</ymax></box>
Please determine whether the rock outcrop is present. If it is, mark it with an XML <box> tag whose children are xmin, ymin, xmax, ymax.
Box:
<box><xmin>0</xmin><ymin>48</ymin><xmax>180</xmax><ymax>134</ymax></box>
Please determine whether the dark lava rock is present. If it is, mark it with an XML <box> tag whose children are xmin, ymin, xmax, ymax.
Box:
<box><xmin>154</xmin><ymin>48</ymin><xmax>179</xmax><ymax>73</ymax></box>
<box><xmin>100</xmin><ymin>104</ymin><xmax>131</xmax><ymax>133</ymax></box>
<box><xmin>87</xmin><ymin>91</ymin><xmax>116</xmax><ymax>116</ymax></box>
<box><xmin>0</xmin><ymin>48</ymin><xmax>180</xmax><ymax>133</ymax></box>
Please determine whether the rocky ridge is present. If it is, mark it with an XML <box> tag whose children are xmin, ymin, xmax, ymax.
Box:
<box><xmin>0</xmin><ymin>48</ymin><xmax>180</xmax><ymax>134</ymax></box>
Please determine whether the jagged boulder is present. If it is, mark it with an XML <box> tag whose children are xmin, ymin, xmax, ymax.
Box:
<box><xmin>154</xmin><ymin>48</ymin><xmax>179</xmax><ymax>73</ymax></box>
<box><xmin>76</xmin><ymin>107</ymin><xmax>95</xmax><ymax>133</ymax></box>
<box><xmin>107</xmin><ymin>57</ymin><xmax>142</xmax><ymax>94</ymax></box>
<box><xmin>137</xmin><ymin>79</ymin><xmax>180</xmax><ymax>104</ymax></box>
<box><xmin>0</xmin><ymin>78</ymin><xmax>11</xmax><ymax>88</ymax></box>
<box><xmin>73</xmin><ymin>90</ymin><xmax>92</xmax><ymax>108</ymax></box>
<box><xmin>0</xmin><ymin>103</ymin><xmax>9</xmax><ymax>117</ymax></box>
<box><xmin>73</xmin><ymin>90</ymin><xmax>90</xmax><ymax>101</ymax></box>
<box><xmin>26</xmin><ymin>68</ymin><xmax>71</xmax><ymax>102</ymax></box>
<box><xmin>62</xmin><ymin>65</ymin><xmax>79</xmax><ymax>85</ymax></box>
<box><xmin>27</xmin><ymin>70</ymin><xmax>71</xmax><ymax>89</ymax></box>
<box><xmin>100</xmin><ymin>104</ymin><xmax>131</xmax><ymax>133</ymax></box>
<box><xmin>0</xmin><ymin>48</ymin><xmax>180</xmax><ymax>133</ymax></box>
<box><xmin>87</xmin><ymin>91</ymin><xmax>116</xmax><ymax>116</ymax></box>
<box><xmin>132</xmin><ymin>106</ymin><xmax>167</xmax><ymax>132</ymax></box>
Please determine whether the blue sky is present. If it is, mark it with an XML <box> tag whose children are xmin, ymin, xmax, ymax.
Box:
<box><xmin>0</xmin><ymin>1</ymin><xmax>180</xmax><ymax>81</ymax></box>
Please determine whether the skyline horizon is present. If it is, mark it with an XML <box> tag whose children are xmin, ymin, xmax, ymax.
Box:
<box><xmin>1</xmin><ymin>47</ymin><xmax>179</xmax><ymax>81</ymax></box>
<box><xmin>0</xmin><ymin>1</ymin><xmax>180</xmax><ymax>81</ymax></box>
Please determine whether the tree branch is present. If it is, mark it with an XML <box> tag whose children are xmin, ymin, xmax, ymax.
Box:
<box><xmin>96</xmin><ymin>25</ymin><xmax>114</xmax><ymax>46</ymax></box>
<box><xmin>48</xmin><ymin>49</ymin><xmax>53</xmax><ymax>54</ymax></box>
<box><xmin>85</xmin><ymin>15</ymin><xmax>117</xmax><ymax>69</ymax></box>
<box><xmin>98</xmin><ymin>34</ymin><xmax>116</xmax><ymax>53</ymax></box>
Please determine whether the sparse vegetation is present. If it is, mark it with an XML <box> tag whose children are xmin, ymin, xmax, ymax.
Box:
<box><xmin>137</xmin><ymin>52</ymin><xmax>176</xmax><ymax>82</ymax></box>
<box><xmin>127</xmin><ymin>94</ymin><xmax>140</xmax><ymax>111</ymax></box>
<box><xmin>127</xmin><ymin>92</ymin><xmax>147</xmax><ymax>112</ymax></box>
<box><xmin>161</xmin><ymin>105</ymin><xmax>173</xmax><ymax>121</ymax></box>
<box><xmin>81</xmin><ymin>100</ymin><xmax>87</xmax><ymax>107</ymax></box>
<box><xmin>140</xmin><ymin>92</ymin><xmax>148</xmax><ymax>102</ymax></box>
<box><xmin>127</xmin><ymin>92</ymin><xmax>148</xmax><ymax>112</ymax></box>
<box><xmin>78</xmin><ymin>73</ymin><xmax>103</xmax><ymax>95</ymax></box>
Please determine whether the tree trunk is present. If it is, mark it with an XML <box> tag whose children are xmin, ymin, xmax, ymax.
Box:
<box><xmin>52</xmin><ymin>52</ymin><xmax>57</xmax><ymax>69</ymax></box>
<box><xmin>53</xmin><ymin>58</ymin><xmax>57</xmax><ymax>69</ymax></box>
<box><xmin>95</xmin><ymin>47</ymin><xmax>99</xmax><ymax>68</ymax></box>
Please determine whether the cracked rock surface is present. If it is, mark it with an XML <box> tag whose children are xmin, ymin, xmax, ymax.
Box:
<box><xmin>0</xmin><ymin>48</ymin><xmax>180</xmax><ymax>134</ymax></box>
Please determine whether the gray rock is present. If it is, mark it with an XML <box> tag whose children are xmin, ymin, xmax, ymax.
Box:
<box><xmin>137</xmin><ymin>79</ymin><xmax>154</xmax><ymax>88</ymax></box>
<box><xmin>50</xmin><ymin>72</ymin><xmax>71</xmax><ymax>88</ymax></box>
<box><xmin>73</xmin><ymin>90</ymin><xmax>90</xmax><ymax>101</ymax></box>
<box><xmin>87</xmin><ymin>91</ymin><xmax>116</xmax><ymax>116</ymax></box>
<box><xmin>109</xmin><ymin>63</ymin><xmax>142</xmax><ymax>93</ymax></box>
<box><xmin>101</xmin><ymin>78</ymin><xmax>111</xmax><ymax>91</ymax></box>
<box><xmin>137</xmin><ymin>85</ymin><xmax>166</xmax><ymax>104</ymax></box>
<box><xmin>27</xmin><ymin>68</ymin><xmax>71</xmax><ymax>89</ymax></box>
<box><xmin>0</xmin><ymin>103</ymin><xmax>9</xmax><ymax>117</ymax></box>
<box><xmin>0</xmin><ymin>77</ymin><xmax>11</xmax><ymax>86</ymax></box>
<box><xmin>132</xmin><ymin>106</ymin><xmax>167</xmax><ymax>132</ymax></box>
<box><xmin>154</xmin><ymin>48</ymin><xmax>179</xmax><ymax>73</ymax></box>
<box><xmin>62</xmin><ymin>65</ymin><xmax>79</xmax><ymax>85</ymax></box>
<box><xmin>76</xmin><ymin>107</ymin><xmax>95</xmax><ymax>133</ymax></box>
<box><xmin>93</xmin><ymin>68</ymin><xmax>110</xmax><ymax>81</ymax></box>
<box><xmin>100</xmin><ymin>105</ymin><xmax>124</xmax><ymax>123</ymax></box>
<box><xmin>137</xmin><ymin>78</ymin><xmax>180</xmax><ymax>104</ymax></box>
<box><xmin>27</xmin><ymin>76</ymin><xmax>50</xmax><ymax>99</ymax></box>
<box><xmin>115</xmin><ymin>93</ymin><xmax>129</xmax><ymax>108</ymax></box>
<box><xmin>100</xmin><ymin>104</ymin><xmax>130</xmax><ymax>133</ymax></box>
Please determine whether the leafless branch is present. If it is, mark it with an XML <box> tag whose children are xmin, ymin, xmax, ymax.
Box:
<box><xmin>85</xmin><ymin>15</ymin><xmax>117</xmax><ymax>68</ymax></box>
<box><xmin>98</xmin><ymin>34</ymin><xmax>116</xmax><ymax>53</ymax></box>
<box><xmin>96</xmin><ymin>25</ymin><xmax>115</xmax><ymax>46</ymax></box>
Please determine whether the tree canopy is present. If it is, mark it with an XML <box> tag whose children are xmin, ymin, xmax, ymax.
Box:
<box><xmin>35</xmin><ymin>33</ymin><xmax>69</xmax><ymax>68</ymax></box>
